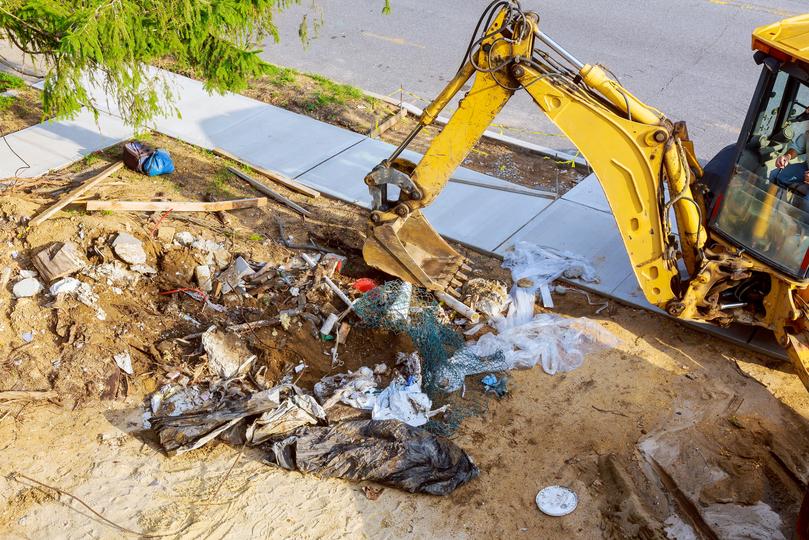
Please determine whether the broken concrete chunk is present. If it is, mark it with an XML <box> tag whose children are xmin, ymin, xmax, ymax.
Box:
<box><xmin>112</xmin><ymin>232</ymin><xmax>147</xmax><ymax>265</ymax></box>
<box><xmin>19</xmin><ymin>270</ymin><xmax>37</xmax><ymax>279</ymax></box>
<box><xmin>174</xmin><ymin>231</ymin><xmax>195</xmax><ymax>246</ymax></box>
<box><xmin>32</xmin><ymin>242</ymin><xmax>87</xmax><ymax>282</ymax></box>
<box><xmin>130</xmin><ymin>264</ymin><xmax>157</xmax><ymax>275</ymax></box>
<box><xmin>201</xmin><ymin>326</ymin><xmax>255</xmax><ymax>379</ymax></box>
<box><xmin>195</xmin><ymin>265</ymin><xmax>212</xmax><ymax>293</ymax></box>
<box><xmin>13</xmin><ymin>277</ymin><xmax>43</xmax><ymax>298</ymax></box>
<box><xmin>50</xmin><ymin>277</ymin><xmax>106</xmax><ymax>320</ymax></box>
<box><xmin>113</xmin><ymin>351</ymin><xmax>133</xmax><ymax>375</ymax></box>
<box><xmin>49</xmin><ymin>277</ymin><xmax>82</xmax><ymax>296</ymax></box>
<box><xmin>156</xmin><ymin>226</ymin><xmax>176</xmax><ymax>244</ymax></box>
<box><xmin>217</xmin><ymin>256</ymin><xmax>255</xmax><ymax>294</ymax></box>
<box><xmin>84</xmin><ymin>262</ymin><xmax>140</xmax><ymax>287</ymax></box>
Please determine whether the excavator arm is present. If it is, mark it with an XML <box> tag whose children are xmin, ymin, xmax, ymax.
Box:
<box><xmin>362</xmin><ymin>1</ymin><xmax>809</xmax><ymax>389</ymax></box>
<box><xmin>365</xmin><ymin>5</ymin><xmax>702</xmax><ymax>304</ymax></box>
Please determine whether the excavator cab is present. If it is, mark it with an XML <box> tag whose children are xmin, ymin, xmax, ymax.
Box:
<box><xmin>711</xmin><ymin>25</ymin><xmax>809</xmax><ymax>281</ymax></box>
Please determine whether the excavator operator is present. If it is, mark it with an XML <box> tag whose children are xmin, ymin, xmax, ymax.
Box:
<box><xmin>772</xmin><ymin>120</ymin><xmax>809</xmax><ymax>185</ymax></box>
<box><xmin>769</xmin><ymin>110</ymin><xmax>809</xmax><ymax>214</ymax></box>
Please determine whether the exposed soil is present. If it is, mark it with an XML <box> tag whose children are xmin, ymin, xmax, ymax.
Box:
<box><xmin>0</xmin><ymin>69</ymin><xmax>807</xmax><ymax>540</ymax></box>
<box><xmin>0</xmin><ymin>85</ymin><xmax>42</xmax><ymax>137</ymax></box>
<box><xmin>1</xmin><ymin>275</ymin><xmax>807</xmax><ymax>539</ymax></box>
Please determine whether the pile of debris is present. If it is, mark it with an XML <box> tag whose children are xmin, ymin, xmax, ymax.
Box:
<box><xmin>1</xmin><ymin>151</ymin><xmax>619</xmax><ymax>498</ymax></box>
<box><xmin>144</xmin><ymin>361</ymin><xmax>478</xmax><ymax>495</ymax></box>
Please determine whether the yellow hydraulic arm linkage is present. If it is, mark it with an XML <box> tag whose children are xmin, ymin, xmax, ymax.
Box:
<box><xmin>362</xmin><ymin>1</ymin><xmax>809</xmax><ymax>390</ymax></box>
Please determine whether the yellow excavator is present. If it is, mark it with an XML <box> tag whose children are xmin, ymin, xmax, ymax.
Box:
<box><xmin>362</xmin><ymin>1</ymin><xmax>809</xmax><ymax>397</ymax></box>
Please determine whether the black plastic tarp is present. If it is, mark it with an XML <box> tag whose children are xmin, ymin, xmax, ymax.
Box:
<box><xmin>262</xmin><ymin>419</ymin><xmax>478</xmax><ymax>495</ymax></box>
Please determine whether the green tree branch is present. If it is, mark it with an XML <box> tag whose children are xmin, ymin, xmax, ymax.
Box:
<box><xmin>0</xmin><ymin>0</ymin><xmax>391</xmax><ymax>126</ymax></box>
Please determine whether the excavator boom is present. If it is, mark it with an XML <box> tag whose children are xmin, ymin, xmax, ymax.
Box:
<box><xmin>362</xmin><ymin>1</ymin><xmax>809</xmax><ymax>390</ymax></box>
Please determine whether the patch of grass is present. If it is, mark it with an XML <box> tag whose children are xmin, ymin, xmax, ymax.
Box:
<box><xmin>0</xmin><ymin>95</ymin><xmax>14</xmax><ymax>112</ymax></box>
<box><xmin>0</xmin><ymin>72</ymin><xmax>25</xmax><ymax>92</ymax></box>
<box><xmin>247</xmin><ymin>233</ymin><xmax>263</xmax><ymax>242</ymax></box>
<box><xmin>210</xmin><ymin>167</ymin><xmax>234</xmax><ymax>197</ymax></box>
<box><xmin>100</xmin><ymin>210</ymin><xmax>114</xmax><ymax>216</ymax></box>
<box><xmin>133</xmin><ymin>130</ymin><xmax>154</xmax><ymax>142</ymax></box>
<box><xmin>309</xmin><ymin>73</ymin><xmax>365</xmax><ymax>105</ymax></box>
<box><xmin>265</xmin><ymin>64</ymin><xmax>297</xmax><ymax>87</ymax></box>
<box><xmin>83</xmin><ymin>153</ymin><xmax>103</xmax><ymax>166</ymax></box>
<box><xmin>308</xmin><ymin>73</ymin><xmax>366</xmax><ymax>108</ymax></box>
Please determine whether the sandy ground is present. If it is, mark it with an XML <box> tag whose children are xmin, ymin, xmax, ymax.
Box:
<box><xmin>1</xmin><ymin>291</ymin><xmax>808</xmax><ymax>539</ymax></box>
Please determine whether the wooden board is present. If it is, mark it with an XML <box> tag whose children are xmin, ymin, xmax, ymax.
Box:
<box><xmin>0</xmin><ymin>390</ymin><xmax>58</xmax><ymax>402</ymax></box>
<box><xmin>369</xmin><ymin>107</ymin><xmax>407</xmax><ymax>138</ymax></box>
<box><xmin>213</xmin><ymin>147</ymin><xmax>321</xmax><ymax>198</ymax></box>
<box><xmin>29</xmin><ymin>161</ymin><xmax>123</xmax><ymax>226</ymax></box>
<box><xmin>86</xmin><ymin>197</ymin><xmax>267</xmax><ymax>212</ymax></box>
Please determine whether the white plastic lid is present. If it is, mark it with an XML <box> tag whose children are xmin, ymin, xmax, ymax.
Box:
<box><xmin>535</xmin><ymin>485</ymin><xmax>578</xmax><ymax>517</ymax></box>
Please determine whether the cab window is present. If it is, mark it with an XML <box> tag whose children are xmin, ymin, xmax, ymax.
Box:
<box><xmin>714</xmin><ymin>69</ymin><xmax>809</xmax><ymax>277</ymax></box>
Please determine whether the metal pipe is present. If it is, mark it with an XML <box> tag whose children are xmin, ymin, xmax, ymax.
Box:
<box><xmin>388</xmin><ymin>124</ymin><xmax>423</xmax><ymax>162</ymax></box>
<box><xmin>534</xmin><ymin>30</ymin><xmax>584</xmax><ymax>70</ymax></box>
<box><xmin>720</xmin><ymin>302</ymin><xmax>748</xmax><ymax>310</ymax></box>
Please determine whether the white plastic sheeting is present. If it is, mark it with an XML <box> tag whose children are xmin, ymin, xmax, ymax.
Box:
<box><xmin>470</xmin><ymin>313</ymin><xmax>620</xmax><ymax>375</ymax></box>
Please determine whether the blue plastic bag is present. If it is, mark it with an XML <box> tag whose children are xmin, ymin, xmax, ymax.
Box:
<box><xmin>142</xmin><ymin>149</ymin><xmax>175</xmax><ymax>176</ymax></box>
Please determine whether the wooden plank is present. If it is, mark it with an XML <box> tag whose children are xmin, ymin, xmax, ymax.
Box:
<box><xmin>29</xmin><ymin>161</ymin><xmax>123</xmax><ymax>227</ymax></box>
<box><xmin>370</xmin><ymin>107</ymin><xmax>407</xmax><ymax>138</ymax></box>
<box><xmin>86</xmin><ymin>197</ymin><xmax>267</xmax><ymax>212</ymax></box>
<box><xmin>213</xmin><ymin>147</ymin><xmax>321</xmax><ymax>198</ymax></box>
<box><xmin>226</xmin><ymin>167</ymin><xmax>313</xmax><ymax>218</ymax></box>
<box><xmin>0</xmin><ymin>390</ymin><xmax>58</xmax><ymax>402</ymax></box>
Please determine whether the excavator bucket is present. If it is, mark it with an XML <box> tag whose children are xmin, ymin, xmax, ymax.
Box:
<box><xmin>363</xmin><ymin>211</ymin><xmax>467</xmax><ymax>292</ymax></box>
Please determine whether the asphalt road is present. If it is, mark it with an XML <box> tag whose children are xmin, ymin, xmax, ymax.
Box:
<box><xmin>261</xmin><ymin>0</ymin><xmax>807</xmax><ymax>161</ymax></box>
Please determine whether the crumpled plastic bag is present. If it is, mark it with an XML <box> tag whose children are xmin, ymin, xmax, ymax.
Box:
<box><xmin>503</xmin><ymin>241</ymin><xmax>598</xmax><ymax>293</ymax></box>
<box><xmin>432</xmin><ymin>313</ymin><xmax>620</xmax><ymax>392</ymax></box>
<box><xmin>473</xmin><ymin>313</ymin><xmax>620</xmax><ymax>375</ymax></box>
<box><xmin>315</xmin><ymin>361</ymin><xmax>440</xmax><ymax>427</ymax></box>
<box><xmin>371</xmin><ymin>376</ymin><xmax>433</xmax><ymax>427</ymax></box>
<box><xmin>246</xmin><ymin>394</ymin><xmax>326</xmax><ymax>444</ymax></box>
<box><xmin>315</xmin><ymin>367</ymin><xmax>378</xmax><ymax>410</ymax></box>
<box><xmin>149</xmin><ymin>383</ymin><xmax>322</xmax><ymax>454</ymax></box>
<box><xmin>262</xmin><ymin>419</ymin><xmax>478</xmax><ymax>495</ymax></box>
<box><xmin>142</xmin><ymin>148</ymin><xmax>175</xmax><ymax>176</ymax></box>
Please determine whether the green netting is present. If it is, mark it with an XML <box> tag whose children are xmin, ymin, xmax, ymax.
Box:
<box><xmin>353</xmin><ymin>281</ymin><xmax>463</xmax><ymax>392</ymax></box>
<box><xmin>353</xmin><ymin>281</ymin><xmax>500</xmax><ymax>435</ymax></box>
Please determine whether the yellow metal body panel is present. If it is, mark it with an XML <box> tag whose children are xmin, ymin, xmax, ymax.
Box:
<box><xmin>753</xmin><ymin>15</ymin><xmax>809</xmax><ymax>62</ymax></box>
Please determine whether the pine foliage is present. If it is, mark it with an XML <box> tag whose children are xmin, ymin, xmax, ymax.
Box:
<box><xmin>0</xmin><ymin>0</ymin><xmax>391</xmax><ymax>126</ymax></box>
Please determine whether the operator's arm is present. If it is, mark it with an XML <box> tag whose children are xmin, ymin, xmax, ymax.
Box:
<box><xmin>778</xmin><ymin>129</ymin><xmax>806</xmax><ymax>167</ymax></box>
